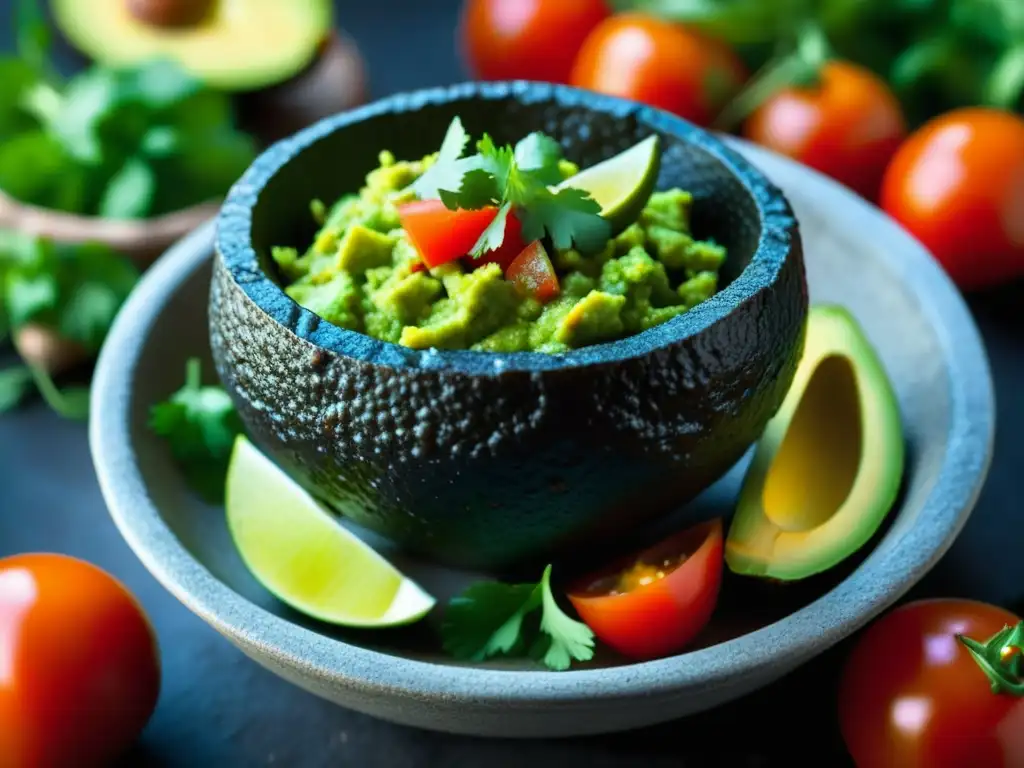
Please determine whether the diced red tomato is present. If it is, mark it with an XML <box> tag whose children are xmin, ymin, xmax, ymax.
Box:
<box><xmin>398</xmin><ymin>200</ymin><xmax>501</xmax><ymax>268</ymax></box>
<box><xmin>506</xmin><ymin>240</ymin><xmax>561</xmax><ymax>303</ymax></box>
<box><xmin>567</xmin><ymin>518</ymin><xmax>724</xmax><ymax>660</ymax></box>
<box><xmin>475</xmin><ymin>210</ymin><xmax>526</xmax><ymax>271</ymax></box>
<box><xmin>398</xmin><ymin>200</ymin><xmax>527</xmax><ymax>271</ymax></box>
<box><xmin>409</xmin><ymin>260</ymin><xmax>426</xmax><ymax>273</ymax></box>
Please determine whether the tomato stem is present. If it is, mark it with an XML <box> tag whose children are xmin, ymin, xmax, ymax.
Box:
<box><xmin>957</xmin><ymin>621</ymin><xmax>1024</xmax><ymax>697</ymax></box>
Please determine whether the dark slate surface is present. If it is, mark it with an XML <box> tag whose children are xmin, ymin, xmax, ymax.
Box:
<box><xmin>0</xmin><ymin>1</ymin><xmax>1021</xmax><ymax>765</ymax></box>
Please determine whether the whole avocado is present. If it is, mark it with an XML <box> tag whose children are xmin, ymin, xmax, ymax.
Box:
<box><xmin>210</xmin><ymin>83</ymin><xmax>808</xmax><ymax>572</ymax></box>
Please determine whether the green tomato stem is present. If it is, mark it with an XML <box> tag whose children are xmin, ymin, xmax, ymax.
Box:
<box><xmin>957</xmin><ymin>621</ymin><xmax>1024</xmax><ymax>697</ymax></box>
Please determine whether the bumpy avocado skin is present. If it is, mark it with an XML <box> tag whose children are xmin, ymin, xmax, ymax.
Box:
<box><xmin>210</xmin><ymin>82</ymin><xmax>808</xmax><ymax>572</ymax></box>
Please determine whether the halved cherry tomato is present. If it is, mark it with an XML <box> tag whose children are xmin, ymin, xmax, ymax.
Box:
<box><xmin>570</xmin><ymin>14</ymin><xmax>748</xmax><ymax>128</ymax></box>
<box><xmin>460</xmin><ymin>0</ymin><xmax>611</xmax><ymax>84</ymax></box>
<box><xmin>839</xmin><ymin>598</ymin><xmax>1024</xmax><ymax>768</ymax></box>
<box><xmin>398</xmin><ymin>200</ymin><xmax>525</xmax><ymax>270</ymax></box>
<box><xmin>567</xmin><ymin>518</ymin><xmax>724</xmax><ymax>660</ymax></box>
<box><xmin>506</xmin><ymin>240</ymin><xmax>561</xmax><ymax>303</ymax></box>
<box><xmin>0</xmin><ymin>553</ymin><xmax>161</xmax><ymax>767</ymax></box>
<box><xmin>744</xmin><ymin>60</ymin><xmax>907</xmax><ymax>201</ymax></box>
<box><xmin>880</xmin><ymin>107</ymin><xmax>1024</xmax><ymax>291</ymax></box>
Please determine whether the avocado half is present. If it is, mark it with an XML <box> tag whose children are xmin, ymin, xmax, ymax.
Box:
<box><xmin>52</xmin><ymin>0</ymin><xmax>332</xmax><ymax>92</ymax></box>
<box><xmin>725</xmin><ymin>304</ymin><xmax>905</xmax><ymax>581</ymax></box>
<box><xmin>210</xmin><ymin>82</ymin><xmax>808</xmax><ymax>571</ymax></box>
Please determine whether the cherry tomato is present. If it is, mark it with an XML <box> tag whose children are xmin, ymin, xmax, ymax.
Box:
<box><xmin>570</xmin><ymin>14</ymin><xmax>748</xmax><ymax>128</ymax></box>
<box><xmin>460</xmin><ymin>0</ymin><xmax>611</xmax><ymax>84</ymax></box>
<box><xmin>839</xmin><ymin>598</ymin><xmax>1024</xmax><ymax>768</ymax></box>
<box><xmin>880</xmin><ymin>107</ymin><xmax>1024</xmax><ymax>291</ymax></box>
<box><xmin>505</xmin><ymin>240</ymin><xmax>560</xmax><ymax>302</ymax></box>
<box><xmin>567</xmin><ymin>518</ymin><xmax>724</xmax><ymax>660</ymax></box>
<box><xmin>0</xmin><ymin>553</ymin><xmax>161</xmax><ymax>767</ymax></box>
<box><xmin>398</xmin><ymin>200</ymin><xmax>524</xmax><ymax>269</ymax></box>
<box><xmin>744</xmin><ymin>60</ymin><xmax>907</xmax><ymax>200</ymax></box>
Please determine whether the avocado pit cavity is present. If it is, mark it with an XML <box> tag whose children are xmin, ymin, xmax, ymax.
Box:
<box><xmin>127</xmin><ymin>0</ymin><xmax>212</xmax><ymax>28</ymax></box>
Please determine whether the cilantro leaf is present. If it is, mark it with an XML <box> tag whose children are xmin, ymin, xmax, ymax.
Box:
<box><xmin>99</xmin><ymin>156</ymin><xmax>155</xmax><ymax>219</ymax></box>
<box><xmin>536</xmin><ymin>564</ymin><xmax>595</xmax><ymax>670</ymax></box>
<box><xmin>55</xmin><ymin>242</ymin><xmax>139</xmax><ymax>351</ymax></box>
<box><xmin>469</xmin><ymin>201</ymin><xmax>512</xmax><ymax>257</ymax></box>
<box><xmin>411</xmin><ymin>116</ymin><xmax>471</xmax><ymax>201</ymax></box>
<box><xmin>514</xmin><ymin>132</ymin><xmax>564</xmax><ymax>184</ymax></box>
<box><xmin>441</xmin><ymin>581</ymin><xmax>541</xmax><ymax>661</ymax></box>
<box><xmin>149</xmin><ymin>357</ymin><xmax>245</xmax><ymax>504</ymax></box>
<box><xmin>15</xmin><ymin>0</ymin><xmax>51</xmax><ymax>76</ymax></box>
<box><xmin>441</xmin><ymin>564</ymin><xmax>596</xmax><ymax>671</ymax></box>
<box><xmin>439</xmin><ymin>168</ymin><xmax>501</xmax><ymax>210</ymax></box>
<box><xmin>0</xmin><ymin>365</ymin><xmax>33</xmax><ymax>414</ymax></box>
<box><xmin>520</xmin><ymin>186</ymin><xmax>611</xmax><ymax>253</ymax></box>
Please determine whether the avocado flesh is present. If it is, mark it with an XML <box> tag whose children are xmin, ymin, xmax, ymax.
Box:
<box><xmin>725</xmin><ymin>304</ymin><xmax>904</xmax><ymax>581</ymax></box>
<box><xmin>52</xmin><ymin>0</ymin><xmax>332</xmax><ymax>92</ymax></box>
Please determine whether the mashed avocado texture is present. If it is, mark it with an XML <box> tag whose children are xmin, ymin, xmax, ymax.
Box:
<box><xmin>271</xmin><ymin>151</ymin><xmax>726</xmax><ymax>354</ymax></box>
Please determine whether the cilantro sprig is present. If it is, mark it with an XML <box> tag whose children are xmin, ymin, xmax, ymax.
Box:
<box><xmin>442</xmin><ymin>564</ymin><xmax>596</xmax><ymax>671</ymax></box>
<box><xmin>149</xmin><ymin>358</ymin><xmax>244</xmax><ymax>504</ymax></box>
<box><xmin>0</xmin><ymin>229</ymin><xmax>139</xmax><ymax>420</ymax></box>
<box><xmin>411</xmin><ymin>117</ymin><xmax>611</xmax><ymax>258</ymax></box>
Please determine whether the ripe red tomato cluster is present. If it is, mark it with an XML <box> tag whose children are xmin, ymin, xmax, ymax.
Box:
<box><xmin>459</xmin><ymin>0</ymin><xmax>1024</xmax><ymax>291</ymax></box>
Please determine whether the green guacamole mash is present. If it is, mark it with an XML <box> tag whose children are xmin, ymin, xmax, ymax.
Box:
<box><xmin>271</xmin><ymin>151</ymin><xmax>726</xmax><ymax>354</ymax></box>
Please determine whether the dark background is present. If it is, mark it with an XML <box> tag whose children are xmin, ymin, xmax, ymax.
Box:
<box><xmin>1</xmin><ymin>1</ymin><xmax>1022</xmax><ymax>765</ymax></box>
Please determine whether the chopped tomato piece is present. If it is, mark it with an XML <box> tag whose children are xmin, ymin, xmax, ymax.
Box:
<box><xmin>506</xmin><ymin>241</ymin><xmax>561</xmax><ymax>303</ymax></box>
<box><xmin>475</xmin><ymin>211</ymin><xmax>526</xmax><ymax>271</ymax></box>
<box><xmin>397</xmin><ymin>200</ymin><xmax>500</xmax><ymax>268</ymax></box>
<box><xmin>567</xmin><ymin>519</ymin><xmax>724</xmax><ymax>660</ymax></box>
<box><xmin>409</xmin><ymin>260</ymin><xmax>426</xmax><ymax>273</ymax></box>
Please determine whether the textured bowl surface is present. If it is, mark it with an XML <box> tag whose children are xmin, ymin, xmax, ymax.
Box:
<box><xmin>90</xmin><ymin>129</ymin><xmax>994</xmax><ymax>738</ymax></box>
<box><xmin>210</xmin><ymin>82</ymin><xmax>807</xmax><ymax>570</ymax></box>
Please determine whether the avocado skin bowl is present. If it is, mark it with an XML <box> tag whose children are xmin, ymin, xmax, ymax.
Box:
<box><xmin>211</xmin><ymin>81</ymin><xmax>808</xmax><ymax>571</ymax></box>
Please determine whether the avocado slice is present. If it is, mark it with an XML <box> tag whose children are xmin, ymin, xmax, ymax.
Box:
<box><xmin>725</xmin><ymin>304</ymin><xmax>904</xmax><ymax>581</ymax></box>
<box><xmin>52</xmin><ymin>0</ymin><xmax>332</xmax><ymax>92</ymax></box>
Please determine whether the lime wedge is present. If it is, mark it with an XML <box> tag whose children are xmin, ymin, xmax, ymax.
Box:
<box><xmin>555</xmin><ymin>134</ymin><xmax>661</xmax><ymax>234</ymax></box>
<box><xmin>225</xmin><ymin>435</ymin><xmax>436</xmax><ymax>627</ymax></box>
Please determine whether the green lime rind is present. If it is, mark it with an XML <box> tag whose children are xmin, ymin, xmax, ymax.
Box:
<box><xmin>225</xmin><ymin>435</ymin><xmax>436</xmax><ymax>628</ymax></box>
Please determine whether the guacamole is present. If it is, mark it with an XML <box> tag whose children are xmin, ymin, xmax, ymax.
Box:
<box><xmin>271</xmin><ymin>150</ymin><xmax>726</xmax><ymax>354</ymax></box>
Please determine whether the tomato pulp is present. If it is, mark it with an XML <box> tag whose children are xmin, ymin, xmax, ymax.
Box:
<box><xmin>839</xmin><ymin>599</ymin><xmax>1024</xmax><ymax>767</ymax></box>
<box><xmin>567</xmin><ymin>518</ymin><xmax>724</xmax><ymax>660</ymax></box>
<box><xmin>0</xmin><ymin>553</ymin><xmax>161</xmax><ymax>767</ymax></box>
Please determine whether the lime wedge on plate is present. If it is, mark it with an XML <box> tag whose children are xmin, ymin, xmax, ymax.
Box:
<box><xmin>555</xmin><ymin>134</ymin><xmax>661</xmax><ymax>234</ymax></box>
<box><xmin>225</xmin><ymin>435</ymin><xmax>436</xmax><ymax>627</ymax></box>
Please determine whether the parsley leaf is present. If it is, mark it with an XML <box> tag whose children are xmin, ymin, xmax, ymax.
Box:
<box><xmin>149</xmin><ymin>357</ymin><xmax>244</xmax><ymax>504</ymax></box>
<box><xmin>410</xmin><ymin>116</ymin><xmax>472</xmax><ymax>201</ymax></box>
<box><xmin>441</xmin><ymin>564</ymin><xmax>596</xmax><ymax>671</ymax></box>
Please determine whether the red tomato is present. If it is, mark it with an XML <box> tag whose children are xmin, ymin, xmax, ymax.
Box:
<box><xmin>0</xmin><ymin>553</ymin><xmax>161</xmax><ymax>767</ymax></box>
<box><xmin>570</xmin><ymin>14</ymin><xmax>748</xmax><ymax>128</ymax></box>
<box><xmin>474</xmin><ymin>210</ymin><xmax>526</xmax><ymax>272</ymax></box>
<box><xmin>567</xmin><ymin>518</ymin><xmax>724</xmax><ymax>660</ymax></box>
<box><xmin>880</xmin><ymin>107</ymin><xmax>1024</xmax><ymax>290</ymax></box>
<box><xmin>505</xmin><ymin>240</ymin><xmax>560</xmax><ymax>302</ymax></box>
<box><xmin>460</xmin><ymin>0</ymin><xmax>610</xmax><ymax>84</ymax></box>
<box><xmin>398</xmin><ymin>200</ymin><xmax>512</xmax><ymax>269</ymax></box>
<box><xmin>744</xmin><ymin>60</ymin><xmax>907</xmax><ymax>200</ymax></box>
<box><xmin>839</xmin><ymin>599</ymin><xmax>1024</xmax><ymax>768</ymax></box>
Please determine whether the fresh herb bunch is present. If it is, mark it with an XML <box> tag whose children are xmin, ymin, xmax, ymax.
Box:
<box><xmin>1</xmin><ymin>0</ymin><xmax>256</xmax><ymax>218</ymax></box>
<box><xmin>442</xmin><ymin>564</ymin><xmax>596</xmax><ymax>671</ymax></box>
<box><xmin>149</xmin><ymin>357</ymin><xmax>245</xmax><ymax>504</ymax></box>
<box><xmin>412</xmin><ymin>117</ymin><xmax>612</xmax><ymax>256</ymax></box>
<box><xmin>615</xmin><ymin>0</ymin><xmax>1024</xmax><ymax>129</ymax></box>
<box><xmin>0</xmin><ymin>230</ymin><xmax>139</xmax><ymax>419</ymax></box>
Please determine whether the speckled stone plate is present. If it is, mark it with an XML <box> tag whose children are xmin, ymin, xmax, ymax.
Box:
<box><xmin>90</xmin><ymin>129</ymin><xmax>994</xmax><ymax>739</ymax></box>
